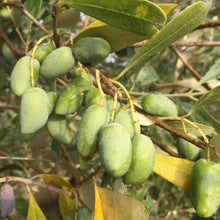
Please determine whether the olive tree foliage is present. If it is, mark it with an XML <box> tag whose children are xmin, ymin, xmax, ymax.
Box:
<box><xmin>0</xmin><ymin>0</ymin><xmax>220</xmax><ymax>219</ymax></box>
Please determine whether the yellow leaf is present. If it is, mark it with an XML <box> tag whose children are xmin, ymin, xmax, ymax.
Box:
<box><xmin>94</xmin><ymin>183</ymin><xmax>104</xmax><ymax>220</ymax></box>
<box><xmin>78</xmin><ymin>182</ymin><xmax>148</xmax><ymax>220</ymax></box>
<box><xmin>39</xmin><ymin>174</ymin><xmax>72</xmax><ymax>190</ymax></box>
<box><xmin>157</xmin><ymin>4</ymin><xmax>177</xmax><ymax>15</ymax></box>
<box><xmin>153</xmin><ymin>154</ymin><xmax>194</xmax><ymax>190</ymax></box>
<box><xmin>27</xmin><ymin>193</ymin><xmax>46</xmax><ymax>220</ymax></box>
<box><xmin>58</xmin><ymin>194</ymin><xmax>75</xmax><ymax>219</ymax></box>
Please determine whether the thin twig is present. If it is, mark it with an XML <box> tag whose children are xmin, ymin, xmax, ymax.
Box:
<box><xmin>195</xmin><ymin>20</ymin><xmax>220</xmax><ymax>30</ymax></box>
<box><xmin>170</xmin><ymin>46</ymin><xmax>212</xmax><ymax>90</ymax></box>
<box><xmin>173</xmin><ymin>41</ymin><xmax>220</xmax><ymax>47</ymax></box>
<box><xmin>60</xmin><ymin>144</ymin><xmax>79</xmax><ymax>169</ymax></box>
<box><xmin>0</xmin><ymin>176</ymin><xmax>73</xmax><ymax>198</ymax></box>
<box><xmin>141</xmin><ymin>130</ymin><xmax>181</xmax><ymax>158</ymax></box>
<box><xmin>76</xmin><ymin>166</ymin><xmax>104</xmax><ymax>186</ymax></box>
<box><xmin>0</xmin><ymin>28</ymin><xmax>25</xmax><ymax>58</ymax></box>
<box><xmin>0</xmin><ymin>156</ymin><xmax>66</xmax><ymax>163</ymax></box>
<box><xmin>52</xmin><ymin>3</ymin><xmax>61</xmax><ymax>48</ymax></box>
<box><xmin>1</xmin><ymin>2</ymin><xmax>49</xmax><ymax>35</ymax></box>
<box><xmin>0</xmin><ymin>102</ymin><xmax>20</xmax><ymax>110</ymax></box>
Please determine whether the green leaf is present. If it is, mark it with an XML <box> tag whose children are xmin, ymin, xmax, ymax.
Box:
<box><xmin>119</xmin><ymin>1</ymin><xmax>211</xmax><ymax>77</ymax></box>
<box><xmin>73</xmin><ymin>21</ymin><xmax>147</xmax><ymax>52</ymax></box>
<box><xmin>165</xmin><ymin>121</ymin><xmax>215</xmax><ymax>136</ymax></box>
<box><xmin>157</xmin><ymin>3</ymin><xmax>177</xmax><ymax>15</ymax></box>
<box><xmin>27</xmin><ymin>193</ymin><xmax>46</xmax><ymax>220</ymax></box>
<box><xmin>62</xmin><ymin>0</ymin><xmax>167</xmax><ymax>36</ymax></box>
<box><xmin>189</xmin><ymin>86</ymin><xmax>220</xmax><ymax>114</ymax></box>
<box><xmin>199</xmin><ymin>58</ymin><xmax>220</xmax><ymax>84</ymax></box>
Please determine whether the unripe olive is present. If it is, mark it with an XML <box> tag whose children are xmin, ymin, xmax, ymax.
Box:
<box><xmin>123</xmin><ymin>134</ymin><xmax>155</xmax><ymax>184</ymax></box>
<box><xmin>47</xmin><ymin>91</ymin><xmax>57</xmax><ymax>115</ymax></box>
<box><xmin>72</xmin><ymin>37</ymin><xmax>111</xmax><ymax>64</ymax></box>
<box><xmin>40</xmin><ymin>46</ymin><xmax>75</xmax><ymax>78</ymax></box>
<box><xmin>72</xmin><ymin>67</ymin><xmax>90</xmax><ymax>81</ymax></box>
<box><xmin>47</xmin><ymin>115</ymin><xmax>72</xmax><ymax>144</ymax></box>
<box><xmin>99</xmin><ymin>123</ymin><xmax>132</xmax><ymax>177</ymax></box>
<box><xmin>142</xmin><ymin>94</ymin><xmax>178</xmax><ymax>117</ymax></box>
<box><xmin>1</xmin><ymin>43</ymin><xmax>15</xmax><ymax>62</ymax></box>
<box><xmin>190</xmin><ymin>159</ymin><xmax>220</xmax><ymax>218</ymax></box>
<box><xmin>11</xmin><ymin>56</ymin><xmax>40</xmax><ymax>96</ymax></box>
<box><xmin>0</xmin><ymin>8</ymin><xmax>11</xmax><ymax>21</ymax></box>
<box><xmin>20</xmin><ymin>88</ymin><xmax>50</xmax><ymax>134</ymax></box>
<box><xmin>26</xmin><ymin>43</ymin><xmax>55</xmax><ymax>63</ymax></box>
<box><xmin>55</xmin><ymin>78</ymin><xmax>90</xmax><ymax>115</ymax></box>
<box><xmin>177</xmin><ymin>133</ymin><xmax>202</xmax><ymax>161</ymax></box>
<box><xmin>105</xmin><ymin>99</ymin><xmax>121</xmax><ymax>114</ymax></box>
<box><xmin>76</xmin><ymin>104</ymin><xmax>109</xmax><ymax>158</ymax></box>
<box><xmin>114</xmin><ymin>110</ymin><xmax>140</xmax><ymax>138</ymax></box>
<box><xmin>84</xmin><ymin>87</ymin><xmax>106</xmax><ymax>108</ymax></box>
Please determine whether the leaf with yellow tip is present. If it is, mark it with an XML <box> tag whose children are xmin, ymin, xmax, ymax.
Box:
<box><xmin>157</xmin><ymin>4</ymin><xmax>177</xmax><ymax>15</ymax></box>
<box><xmin>153</xmin><ymin>154</ymin><xmax>194</xmax><ymax>190</ymax></box>
<box><xmin>94</xmin><ymin>183</ymin><xmax>104</xmax><ymax>220</ymax></box>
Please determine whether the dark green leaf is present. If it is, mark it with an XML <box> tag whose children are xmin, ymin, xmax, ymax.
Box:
<box><xmin>119</xmin><ymin>1</ymin><xmax>211</xmax><ymax>77</ymax></box>
<box><xmin>62</xmin><ymin>0</ymin><xmax>167</xmax><ymax>36</ymax></box>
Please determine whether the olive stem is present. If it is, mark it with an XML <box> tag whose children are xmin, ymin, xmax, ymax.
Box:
<box><xmin>96</xmin><ymin>70</ymin><xmax>106</xmax><ymax>107</ymax></box>
<box><xmin>109</xmin><ymin>92</ymin><xmax>118</xmax><ymax>124</ymax></box>
<box><xmin>0</xmin><ymin>176</ymin><xmax>73</xmax><ymax>198</ymax></box>
<box><xmin>109</xmin><ymin>79</ymin><xmax>140</xmax><ymax>135</ymax></box>
<box><xmin>30</xmin><ymin>35</ymin><xmax>53</xmax><ymax>87</ymax></box>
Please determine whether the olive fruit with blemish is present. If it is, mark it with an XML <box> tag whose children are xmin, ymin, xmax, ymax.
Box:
<box><xmin>11</xmin><ymin>56</ymin><xmax>40</xmax><ymax>96</ymax></box>
<box><xmin>20</xmin><ymin>88</ymin><xmax>50</xmax><ymax>134</ymax></box>
<box><xmin>55</xmin><ymin>78</ymin><xmax>90</xmax><ymax>115</ymax></box>
<box><xmin>40</xmin><ymin>46</ymin><xmax>75</xmax><ymax>78</ymax></box>
<box><xmin>123</xmin><ymin>134</ymin><xmax>155</xmax><ymax>184</ymax></box>
<box><xmin>84</xmin><ymin>87</ymin><xmax>106</xmax><ymax>108</ymax></box>
<box><xmin>142</xmin><ymin>94</ymin><xmax>178</xmax><ymax>117</ymax></box>
<box><xmin>99</xmin><ymin>123</ymin><xmax>132</xmax><ymax>177</ymax></box>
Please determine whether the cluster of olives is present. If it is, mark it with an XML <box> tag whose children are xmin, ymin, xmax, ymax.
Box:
<box><xmin>141</xmin><ymin>94</ymin><xmax>220</xmax><ymax>218</ymax></box>
<box><xmin>10</xmin><ymin>34</ymin><xmax>220</xmax><ymax>217</ymax></box>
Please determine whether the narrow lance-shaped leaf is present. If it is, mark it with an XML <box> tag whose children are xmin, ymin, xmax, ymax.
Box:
<box><xmin>199</xmin><ymin>58</ymin><xmax>220</xmax><ymax>84</ymax></box>
<box><xmin>153</xmin><ymin>154</ymin><xmax>194</xmax><ymax>190</ymax></box>
<box><xmin>119</xmin><ymin>1</ymin><xmax>211</xmax><ymax>77</ymax></box>
<box><xmin>62</xmin><ymin>0</ymin><xmax>167</xmax><ymax>36</ymax></box>
<box><xmin>94</xmin><ymin>183</ymin><xmax>104</xmax><ymax>220</ymax></box>
<box><xmin>189</xmin><ymin>85</ymin><xmax>220</xmax><ymax>114</ymax></box>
